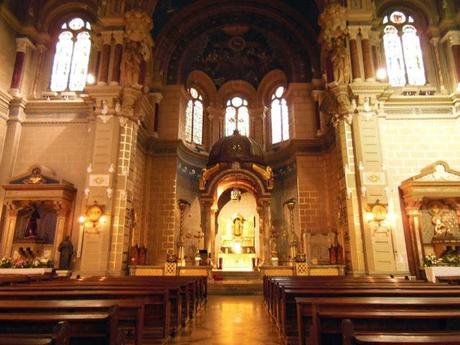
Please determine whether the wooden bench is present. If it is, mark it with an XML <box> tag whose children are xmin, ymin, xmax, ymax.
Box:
<box><xmin>0</xmin><ymin>288</ymin><xmax>170</xmax><ymax>343</ymax></box>
<box><xmin>0</xmin><ymin>321</ymin><xmax>69</xmax><ymax>345</ymax></box>
<box><xmin>296</xmin><ymin>296</ymin><xmax>460</xmax><ymax>345</ymax></box>
<box><xmin>0</xmin><ymin>306</ymin><xmax>119</xmax><ymax>345</ymax></box>
<box><xmin>263</xmin><ymin>276</ymin><xmax>460</xmax><ymax>344</ymax></box>
<box><xmin>341</xmin><ymin>319</ymin><xmax>460</xmax><ymax>345</ymax></box>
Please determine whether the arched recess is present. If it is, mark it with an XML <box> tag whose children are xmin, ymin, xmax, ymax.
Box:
<box><xmin>257</xmin><ymin>69</ymin><xmax>288</xmax><ymax>106</ymax></box>
<box><xmin>184</xmin><ymin>71</ymin><xmax>218</xmax><ymax>149</ymax></box>
<box><xmin>217</xmin><ymin>80</ymin><xmax>257</xmax><ymax>107</ymax></box>
<box><xmin>154</xmin><ymin>0</ymin><xmax>320</xmax><ymax>88</ymax></box>
<box><xmin>375</xmin><ymin>0</ymin><xmax>436</xmax><ymax>87</ymax></box>
<box><xmin>186</xmin><ymin>70</ymin><xmax>218</xmax><ymax>107</ymax></box>
<box><xmin>375</xmin><ymin>0</ymin><xmax>435</xmax><ymax>27</ymax></box>
<box><xmin>200</xmin><ymin>166</ymin><xmax>272</xmax><ymax>270</ymax></box>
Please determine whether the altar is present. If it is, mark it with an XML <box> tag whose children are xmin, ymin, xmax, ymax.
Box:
<box><xmin>216</xmin><ymin>209</ymin><xmax>258</xmax><ymax>271</ymax></box>
<box><xmin>219</xmin><ymin>253</ymin><xmax>256</xmax><ymax>271</ymax></box>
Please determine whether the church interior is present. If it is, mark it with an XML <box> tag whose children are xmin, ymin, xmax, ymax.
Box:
<box><xmin>0</xmin><ymin>0</ymin><xmax>460</xmax><ymax>344</ymax></box>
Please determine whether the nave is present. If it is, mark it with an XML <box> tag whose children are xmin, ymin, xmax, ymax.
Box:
<box><xmin>168</xmin><ymin>295</ymin><xmax>281</xmax><ymax>345</ymax></box>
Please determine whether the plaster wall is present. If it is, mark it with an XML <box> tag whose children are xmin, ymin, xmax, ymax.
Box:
<box><xmin>0</xmin><ymin>17</ymin><xmax>15</xmax><ymax>92</ymax></box>
<box><xmin>379</xmin><ymin>116</ymin><xmax>460</xmax><ymax>272</ymax></box>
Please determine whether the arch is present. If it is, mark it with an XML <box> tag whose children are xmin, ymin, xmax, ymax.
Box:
<box><xmin>204</xmin><ymin>168</ymin><xmax>270</xmax><ymax>203</ymax></box>
<box><xmin>375</xmin><ymin>0</ymin><xmax>434</xmax><ymax>28</ymax></box>
<box><xmin>217</xmin><ymin>80</ymin><xmax>257</xmax><ymax>108</ymax></box>
<box><xmin>257</xmin><ymin>69</ymin><xmax>288</xmax><ymax>106</ymax></box>
<box><xmin>154</xmin><ymin>0</ymin><xmax>320</xmax><ymax>87</ymax></box>
<box><xmin>39</xmin><ymin>1</ymin><xmax>97</xmax><ymax>38</ymax></box>
<box><xmin>186</xmin><ymin>70</ymin><xmax>218</xmax><ymax>106</ymax></box>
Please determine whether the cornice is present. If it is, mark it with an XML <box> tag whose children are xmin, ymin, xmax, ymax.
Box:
<box><xmin>25</xmin><ymin>99</ymin><xmax>91</xmax><ymax>115</ymax></box>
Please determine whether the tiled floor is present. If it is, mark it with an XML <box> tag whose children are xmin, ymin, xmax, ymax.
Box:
<box><xmin>167</xmin><ymin>295</ymin><xmax>282</xmax><ymax>345</ymax></box>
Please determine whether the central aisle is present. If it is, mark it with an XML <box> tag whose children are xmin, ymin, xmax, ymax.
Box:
<box><xmin>168</xmin><ymin>295</ymin><xmax>282</xmax><ymax>345</ymax></box>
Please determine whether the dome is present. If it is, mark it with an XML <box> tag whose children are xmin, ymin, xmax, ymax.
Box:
<box><xmin>207</xmin><ymin>130</ymin><xmax>265</xmax><ymax>167</ymax></box>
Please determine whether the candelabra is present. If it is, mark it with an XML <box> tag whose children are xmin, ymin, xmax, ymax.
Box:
<box><xmin>285</xmin><ymin>198</ymin><xmax>298</xmax><ymax>266</ymax></box>
<box><xmin>177</xmin><ymin>199</ymin><xmax>190</xmax><ymax>267</ymax></box>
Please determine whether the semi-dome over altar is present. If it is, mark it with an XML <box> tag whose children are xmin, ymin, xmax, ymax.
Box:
<box><xmin>207</xmin><ymin>130</ymin><xmax>265</xmax><ymax>167</ymax></box>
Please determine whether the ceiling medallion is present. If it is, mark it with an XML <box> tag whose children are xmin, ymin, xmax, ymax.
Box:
<box><xmin>228</xmin><ymin>36</ymin><xmax>246</xmax><ymax>52</ymax></box>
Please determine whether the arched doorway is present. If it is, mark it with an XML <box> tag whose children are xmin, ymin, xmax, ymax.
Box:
<box><xmin>216</xmin><ymin>190</ymin><xmax>259</xmax><ymax>271</ymax></box>
<box><xmin>199</xmin><ymin>131</ymin><xmax>274</xmax><ymax>271</ymax></box>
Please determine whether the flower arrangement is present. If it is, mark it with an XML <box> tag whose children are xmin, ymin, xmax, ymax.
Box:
<box><xmin>424</xmin><ymin>253</ymin><xmax>460</xmax><ymax>267</ymax></box>
<box><xmin>0</xmin><ymin>257</ymin><xmax>53</xmax><ymax>269</ymax></box>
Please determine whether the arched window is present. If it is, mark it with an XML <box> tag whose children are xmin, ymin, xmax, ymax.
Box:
<box><xmin>225</xmin><ymin>97</ymin><xmax>249</xmax><ymax>136</ymax></box>
<box><xmin>270</xmin><ymin>86</ymin><xmax>289</xmax><ymax>144</ymax></box>
<box><xmin>50</xmin><ymin>17</ymin><xmax>92</xmax><ymax>92</ymax></box>
<box><xmin>382</xmin><ymin>11</ymin><xmax>426</xmax><ymax>87</ymax></box>
<box><xmin>184</xmin><ymin>88</ymin><xmax>204</xmax><ymax>145</ymax></box>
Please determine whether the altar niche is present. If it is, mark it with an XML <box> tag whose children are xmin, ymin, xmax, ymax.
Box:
<box><xmin>216</xmin><ymin>191</ymin><xmax>259</xmax><ymax>271</ymax></box>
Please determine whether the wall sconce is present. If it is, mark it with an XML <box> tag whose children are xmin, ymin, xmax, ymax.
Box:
<box><xmin>77</xmin><ymin>203</ymin><xmax>105</xmax><ymax>258</ymax></box>
<box><xmin>365</xmin><ymin>202</ymin><xmax>388</xmax><ymax>225</ymax></box>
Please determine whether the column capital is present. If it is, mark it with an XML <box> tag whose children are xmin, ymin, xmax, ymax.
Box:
<box><xmin>16</xmin><ymin>37</ymin><xmax>35</xmax><ymax>53</ymax></box>
<box><xmin>101</xmin><ymin>31</ymin><xmax>113</xmax><ymax>45</ymax></box>
<box><xmin>441</xmin><ymin>30</ymin><xmax>460</xmax><ymax>46</ymax></box>
<box><xmin>359</xmin><ymin>26</ymin><xmax>372</xmax><ymax>40</ymax></box>
<box><xmin>348</xmin><ymin>26</ymin><xmax>361</xmax><ymax>40</ymax></box>
<box><xmin>112</xmin><ymin>31</ymin><xmax>124</xmax><ymax>45</ymax></box>
<box><xmin>430</xmin><ymin>36</ymin><xmax>441</xmax><ymax>46</ymax></box>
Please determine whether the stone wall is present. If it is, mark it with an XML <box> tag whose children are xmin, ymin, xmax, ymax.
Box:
<box><xmin>131</xmin><ymin>144</ymin><xmax>147</xmax><ymax>246</ymax></box>
<box><xmin>296</xmin><ymin>155</ymin><xmax>331</xmax><ymax>234</ymax></box>
<box><xmin>146</xmin><ymin>155</ymin><xmax>177</xmax><ymax>264</ymax></box>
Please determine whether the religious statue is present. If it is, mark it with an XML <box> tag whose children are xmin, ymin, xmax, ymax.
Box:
<box><xmin>129</xmin><ymin>244</ymin><xmax>139</xmax><ymax>265</ymax></box>
<box><xmin>121</xmin><ymin>10</ymin><xmax>154</xmax><ymax>87</ymax></box>
<box><xmin>331</xmin><ymin>39</ymin><xmax>351</xmax><ymax>84</ymax></box>
<box><xmin>318</xmin><ymin>2</ymin><xmax>350</xmax><ymax>85</ymax></box>
<box><xmin>24</xmin><ymin>167</ymin><xmax>44</xmax><ymax>184</ymax></box>
<box><xmin>232</xmin><ymin>216</ymin><xmax>244</xmax><ymax>237</ymax></box>
<box><xmin>58</xmin><ymin>235</ymin><xmax>74</xmax><ymax>270</ymax></box>
<box><xmin>433</xmin><ymin>217</ymin><xmax>453</xmax><ymax>239</ymax></box>
<box><xmin>25</xmin><ymin>204</ymin><xmax>40</xmax><ymax>238</ymax></box>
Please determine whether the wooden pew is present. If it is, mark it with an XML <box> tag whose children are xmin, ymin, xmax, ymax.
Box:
<box><xmin>0</xmin><ymin>306</ymin><xmax>119</xmax><ymax>345</ymax></box>
<box><xmin>0</xmin><ymin>288</ymin><xmax>170</xmax><ymax>343</ymax></box>
<box><xmin>296</xmin><ymin>296</ymin><xmax>460</xmax><ymax>345</ymax></box>
<box><xmin>0</xmin><ymin>321</ymin><xmax>69</xmax><ymax>345</ymax></box>
<box><xmin>263</xmin><ymin>276</ymin><xmax>460</xmax><ymax>344</ymax></box>
<box><xmin>23</xmin><ymin>275</ymin><xmax>207</xmax><ymax>332</ymax></box>
<box><xmin>341</xmin><ymin>319</ymin><xmax>460</xmax><ymax>345</ymax></box>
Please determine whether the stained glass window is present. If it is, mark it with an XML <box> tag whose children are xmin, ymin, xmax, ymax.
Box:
<box><xmin>382</xmin><ymin>11</ymin><xmax>426</xmax><ymax>87</ymax></box>
<box><xmin>225</xmin><ymin>97</ymin><xmax>249</xmax><ymax>136</ymax></box>
<box><xmin>50</xmin><ymin>18</ymin><xmax>92</xmax><ymax>92</ymax></box>
<box><xmin>271</xmin><ymin>86</ymin><xmax>289</xmax><ymax>144</ymax></box>
<box><xmin>184</xmin><ymin>88</ymin><xmax>203</xmax><ymax>145</ymax></box>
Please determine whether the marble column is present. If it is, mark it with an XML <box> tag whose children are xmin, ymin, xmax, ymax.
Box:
<box><xmin>406</xmin><ymin>206</ymin><xmax>424</xmax><ymax>277</ymax></box>
<box><xmin>9</xmin><ymin>38</ymin><xmax>34</xmax><ymax>96</ymax></box>
<box><xmin>110</xmin><ymin>32</ymin><xmax>123</xmax><ymax>84</ymax></box>
<box><xmin>443</xmin><ymin>31</ymin><xmax>460</xmax><ymax>88</ymax></box>
<box><xmin>429</xmin><ymin>37</ymin><xmax>445</xmax><ymax>91</ymax></box>
<box><xmin>98</xmin><ymin>33</ymin><xmax>112</xmax><ymax>85</ymax></box>
<box><xmin>209</xmin><ymin>206</ymin><xmax>218</xmax><ymax>264</ymax></box>
<box><xmin>349</xmin><ymin>27</ymin><xmax>362</xmax><ymax>81</ymax></box>
<box><xmin>360</xmin><ymin>27</ymin><xmax>375</xmax><ymax>81</ymax></box>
